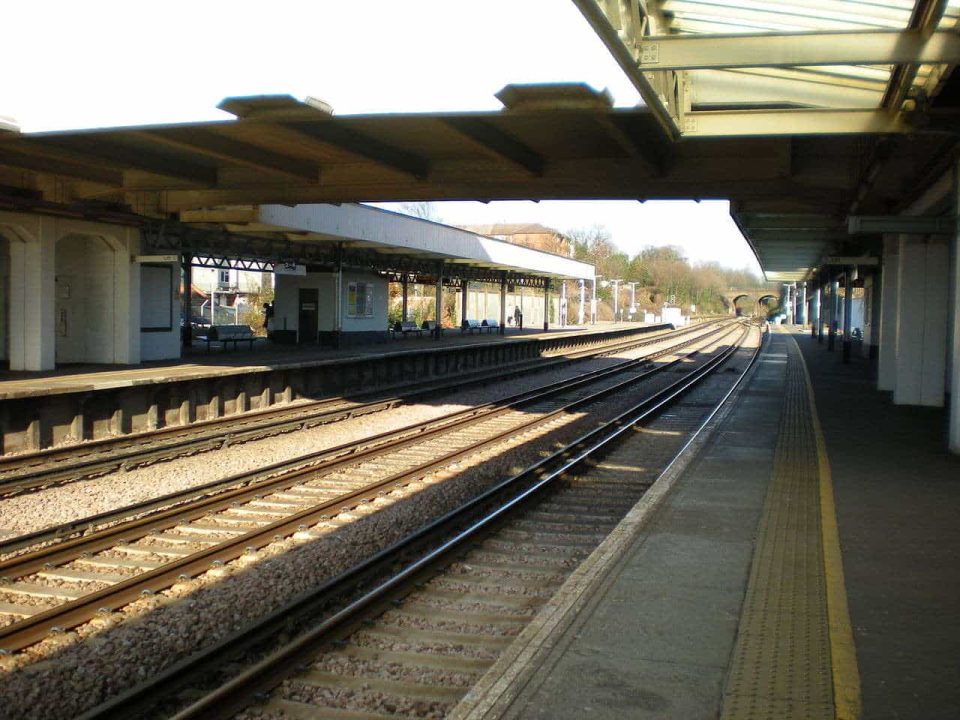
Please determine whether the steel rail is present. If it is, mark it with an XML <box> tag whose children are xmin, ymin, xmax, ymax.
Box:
<box><xmin>0</xmin><ymin>322</ymin><xmax>714</xmax><ymax>496</ymax></box>
<box><xmin>0</xmin><ymin>321</ymin><xmax>731</xmax><ymax>556</ymax></box>
<box><xmin>83</xmin><ymin>325</ymin><xmax>757</xmax><ymax>720</ymax></box>
<box><xmin>0</xmin><ymin>323</ymin><xmax>740</xmax><ymax>651</ymax></box>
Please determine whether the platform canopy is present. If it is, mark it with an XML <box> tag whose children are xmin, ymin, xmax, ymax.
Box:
<box><xmin>0</xmin><ymin>0</ymin><xmax>958</xmax><ymax>283</ymax></box>
<box><xmin>173</xmin><ymin>203</ymin><xmax>593</xmax><ymax>284</ymax></box>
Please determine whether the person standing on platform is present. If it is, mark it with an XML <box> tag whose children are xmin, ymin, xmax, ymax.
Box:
<box><xmin>515</xmin><ymin>305</ymin><xmax>523</xmax><ymax>330</ymax></box>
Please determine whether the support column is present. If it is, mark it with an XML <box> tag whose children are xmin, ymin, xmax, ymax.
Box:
<box><xmin>181</xmin><ymin>253</ymin><xmax>193</xmax><ymax>348</ymax></box>
<box><xmin>591</xmin><ymin>279</ymin><xmax>597</xmax><ymax>324</ymax></box>
<box><xmin>810</xmin><ymin>285</ymin><xmax>821</xmax><ymax>338</ymax></box>
<box><xmin>460</xmin><ymin>279</ymin><xmax>468</xmax><ymax>329</ymax></box>
<box><xmin>434</xmin><ymin>267</ymin><xmax>443</xmax><ymax>339</ymax></box>
<box><xmin>560</xmin><ymin>281</ymin><xmax>567</xmax><ymax>327</ymax></box>
<box><xmin>578</xmin><ymin>279</ymin><xmax>585</xmax><ymax>326</ymax></box>
<box><xmin>894</xmin><ymin>236</ymin><xmax>949</xmax><ymax>406</ymax></box>
<box><xmin>334</xmin><ymin>245</ymin><xmax>343</xmax><ymax>348</ymax></box>
<box><xmin>842</xmin><ymin>267</ymin><xmax>854</xmax><ymax>363</ymax></box>
<box><xmin>5</xmin><ymin>217</ymin><xmax>55</xmax><ymax>371</ymax></box>
<box><xmin>828</xmin><ymin>274</ymin><xmax>839</xmax><ymax>351</ymax></box>
<box><xmin>878</xmin><ymin>237</ymin><xmax>900</xmax><ymax>391</ymax></box>
<box><xmin>499</xmin><ymin>275</ymin><xmax>507</xmax><ymax>335</ymax></box>
<box><xmin>797</xmin><ymin>282</ymin><xmax>807</xmax><ymax>325</ymax></box>
<box><xmin>543</xmin><ymin>280</ymin><xmax>550</xmax><ymax>332</ymax></box>
<box><xmin>951</xmin><ymin>217</ymin><xmax>960</xmax><ymax>452</ymax></box>
<box><xmin>401</xmin><ymin>277</ymin><xmax>409</xmax><ymax>321</ymax></box>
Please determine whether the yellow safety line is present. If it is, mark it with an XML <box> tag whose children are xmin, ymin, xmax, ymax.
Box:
<box><xmin>791</xmin><ymin>334</ymin><xmax>862</xmax><ymax>720</ymax></box>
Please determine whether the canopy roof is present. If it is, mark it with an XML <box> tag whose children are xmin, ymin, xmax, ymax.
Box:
<box><xmin>0</xmin><ymin>0</ymin><xmax>957</xmax><ymax>282</ymax></box>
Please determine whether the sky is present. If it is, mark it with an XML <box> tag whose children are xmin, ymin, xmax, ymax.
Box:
<box><xmin>2</xmin><ymin>0</ymin><xmax>760</xmax><ymax>273</ymax></box>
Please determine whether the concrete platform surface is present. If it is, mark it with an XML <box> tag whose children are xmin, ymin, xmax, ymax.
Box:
<box><xmin>452</xmin><ymin>327</ymin><xmax>960</xmax><ymax>720</ymax></box>
<box><xmin>0</xmin><ymin>323</ymin><xmax>636</xmax><ymax>400</ymax></box>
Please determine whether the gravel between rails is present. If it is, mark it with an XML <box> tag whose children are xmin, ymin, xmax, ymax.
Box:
<box><xmin>0</xmin><ymin>331</ymin><xmax>739</xmax><ymax>719</ymax></box>
<box><xmin>0</xmin><ymin>349</ymin><xmax>645</xmax><ymax>543</ymax></box>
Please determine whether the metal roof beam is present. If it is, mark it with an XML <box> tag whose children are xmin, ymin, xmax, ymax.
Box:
<box><xmin>882</xmin><ymin>0</ymin><xmax>949</xmax><ymax>110</ymax></box>
<box><xmin>35</xmin><ymin>137</ymin><xmax>218</xmax><ymax>186</ymax></box>
<box><xmin>281</xmin><ymin>121</ymin><xmax>430</xmax><ymax>181</ymax></box>
<box><xmin>637</xmin><ymin>30</ymin><xmax>960</xmax><ymax>70</ymax></box>
<box><xmin>848</xmin><ymin>214</ymin><xmax>955</xmax><ymax>234</ymax></box>
<box><xmin>442</xmin><ymin>118</ymin><xmax>544</xmax><ymax>176</ymax></box>
<box><xmin>572</xmin><ymin>0</ymin><xmax>680</xmax><ymax>140</ymax></box>
<box><xmin>683</xmin><ymin>108</ymin><xmax>905</xmax><ymax>137</ymax></box>
<box><xmin>136</xmin><ymin>129</ymin><xmax>321</xmax><ymax>183</ymax></box>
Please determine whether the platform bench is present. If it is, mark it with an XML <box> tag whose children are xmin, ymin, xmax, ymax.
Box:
<box><xmin>391</xmin><ymin>321</ymin><xmax>423</xmax><ymax>338</ymax></box>
<box><xmin>421</xmin><ymin>320</ymin><xmax>440</xmax><ymax>336</ymax></box>
<box><xmin>461</xmin><ymin>319</ymin><xmax>482</xmax><ymax>334</ymax></box>
<box><xmin>481</xmin><ymin>319</ymin><xmax>500</xmax><ymax>333</ymax></box>
<box><xmin>196</xmin><ymin>324</ymin><xmax>256</xmax><ymax>351</ymax></box>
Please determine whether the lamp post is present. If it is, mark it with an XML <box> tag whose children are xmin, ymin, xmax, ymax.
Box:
<box><xmin>610</xmin><ymin>279</ymin><xmax>622</xmax><ymax>322</ymax></box>
<box><xmin>592</xmin><ymin>274</ymin><xmax>602</xmax><ymax>325</ymax></box>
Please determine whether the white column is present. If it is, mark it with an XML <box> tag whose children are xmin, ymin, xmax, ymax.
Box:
<box><xmin>3</xmin><ymin>216</ymin><xmax>55</xmax><ymax>371</ymax></box>
<box><xmin>810</xmin><ymin>287</ymin><xmax>821</xmax><ymax>338</ymax></box>
<box><xmin>797</xmin><ymin>283</ymin><xmax>807</xmax><ymax>325</ymax></box>
<box><xmin>894</xmin><ymin>236</ymin><xmax>949</xmax><ymax>406</ymax></box>
<box><xmin>878</xmin><ymin>237</ymin><xmax>900</xmax><ymax>391</ymax></box>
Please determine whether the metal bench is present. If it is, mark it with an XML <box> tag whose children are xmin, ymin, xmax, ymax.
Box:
<box><xmin>391</xmin><ymin>320</ymin><xmax>423</xmax><ymax>338</ymax></box>
<box><xmin>195</xmin><ymin>324</ymin><xmax>256</xmax><ymax>352</ymax></box>
<box><xmin>461</xmin><ymin>319</ymin><xmax>482</xmax><ymax>334</ymax></box>
<box><xmin>480</xmin><ymin>319</ymin><xmax>500</xmax><ymax>333</ymax></box>
<box><xmin>421</xmin><ymin>320</ymin><xmax>441</xmax><ymax>337</ymax></box>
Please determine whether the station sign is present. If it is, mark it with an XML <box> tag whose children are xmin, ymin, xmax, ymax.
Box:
<box><xmin>275</xmin><ymin>262</ymin><xmax>307</xmax><ymax>276</ymax></box>
<box><xmin>135</xmin><ymin>254</ymin><xmax>179</xmax><ymax>263</ymax></box>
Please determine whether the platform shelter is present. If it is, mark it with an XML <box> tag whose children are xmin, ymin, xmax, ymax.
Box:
<box><xmin>0</xmin><ymin>204</ymin><xmax>592</xmax><ymax>371</ymax></box>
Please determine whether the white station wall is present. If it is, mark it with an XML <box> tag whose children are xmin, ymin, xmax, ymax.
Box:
<box><xmin>274</xmin><ymin>270</ymin><xmax>387</xmax><ymax>337</ymax></box>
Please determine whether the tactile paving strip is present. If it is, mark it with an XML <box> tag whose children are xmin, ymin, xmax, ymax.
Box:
<box><xmin>721</xmin><ymin>337</ymin><xmax>835</xmax><ymax>720</ymax></box>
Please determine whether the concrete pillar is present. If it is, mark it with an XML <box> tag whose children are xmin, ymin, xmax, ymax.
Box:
<box><xmin>499</xmin><ymin>276</ymin><xmax>506</xmax><ymax>335</ymax></box>
<box><xmin>181</xmin><ymin>253</ymin><xmax>193</xmax><ymax>348</ymax></box>
<box><xmin>894</xmin><ymin>236</ymin><xmax>949</xmax><ymax>406</ymax></box>
<box><xmin>543</xmin><ymin>280</ymin><xmax>550</xmax><ymax>332</ymax></box>
<box><xmin>810</xmin><ymin>286</ymin><xmax>821</xmax><ymax>338</ymax></box>
<box><xmin>3</xmin><ymin>217</ymin><xmax>55</xmax><ymax>371</ymax></box>
<box><xmin>878</xmin><ymin>237</ymin><xmax>900</xmax><ymax>391</ymax></box>
<box><xmin>842</xmin><ymin>267</ymin><xmax>854</xmax><ymax>363</ymax></box>
<box><xmin>401</xmin><ymin>277</ymin><xmax>409</xmax><ymax>321</ymax></box>
<box><xmin>797</xmin><ymin>282</ymin><xmax>807</xmax><ymax>325</ymax></box>
<box><xmin>460</xmin><ymin>279</ymin><xmax>468</xmax><ymax>328</ymax></box>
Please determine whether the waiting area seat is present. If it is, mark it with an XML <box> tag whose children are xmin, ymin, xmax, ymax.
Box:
<box><xmin>461</xmin><ymin>319</ymin><xmax>482</xmax><ymax>334</ymax></box>
<box><xmin>481</xmin><ymin>318</ymin><xmax>500</xmax><ymax>333</ymax></box>
<box><xmin>195</xmin><ymin>324</ymin><xmax>256</xmax><ymax>352</ymax></box>
<box><xmin>390</xmin><ymin>321</ymin><xmax>423</xmax><ymax>339</ymax></box>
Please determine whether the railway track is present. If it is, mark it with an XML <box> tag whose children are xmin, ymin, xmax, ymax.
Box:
<box><xmin>80</xmin><ymin>323</ymin><xmax>761</xmax><ymax>720</ymax></box>
<box><xmin>0</xmin><ymin>321</ymin><xmax>742</xmax><ymax>654</ymax></box>
<box><xmin>0</xmin><ymin>322</ymin><xmax>720</xmax><ymax>497</ymax></box>
<box><xmin>0</xmin><ymin>320</ymin><xmax>732</xmax><ymax>557</ymax></box>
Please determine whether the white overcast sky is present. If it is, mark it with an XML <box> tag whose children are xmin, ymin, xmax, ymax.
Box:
<box><xmin>2</xmin><ymin>0</ymin><xmax>759</xmax><ymax>273</ymax></box>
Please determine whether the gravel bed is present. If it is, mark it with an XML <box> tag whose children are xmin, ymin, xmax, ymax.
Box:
<box><xmin>350</xmin><ymin>632</ymin><xmax>501</xmax><ymax>662</ymax></box>
<box><xmin>314</xmin><ymin>654</ymin><xmax>479</xmax><ymax>687</ymax></box>
<box><xmin>0</xmin><ymin>331</ymin><xmax>745</xmax><ymax>718</ymax></box>
<box><xmin>280</xmin><ymin>680</ymin><xmax>451</xmax><ymax>719</ymax></box>
<box><xmin>0</xmin><ymin>348</ymin><xmax>652</xmax><ymax>543</ymax></box>
<box><xmin>378</xmin><ymin>612</ymin><xmax>523</xmax><ymax>639</ymax></box>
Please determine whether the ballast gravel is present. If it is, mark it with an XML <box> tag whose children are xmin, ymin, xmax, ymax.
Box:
<box><xmin>0</xmin><ymin>329</ymin><xmax>746</xmax><ymax>719</ymax></box>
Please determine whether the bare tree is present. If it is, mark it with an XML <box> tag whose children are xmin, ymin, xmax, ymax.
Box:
<box><xmin>398</xmin><ymin>202</ymin><xmax>443</xmax><ymax>223</ymax></box>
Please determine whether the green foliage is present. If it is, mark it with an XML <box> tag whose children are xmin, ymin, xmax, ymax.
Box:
<box><xmin>566</xmin><ymin>225</ymin><xmax>773</xmax><ymax>315</ymax></box>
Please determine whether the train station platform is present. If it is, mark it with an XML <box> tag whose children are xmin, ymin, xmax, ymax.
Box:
<box><xmin>452</xmin><ymin>327</ymin><xmax>960</xmax><ymax>720</ymax></box>
<box><xmin>0</xmin><ymin>323</ymin><xmax>669</xmax><ymax>454</ymax></box>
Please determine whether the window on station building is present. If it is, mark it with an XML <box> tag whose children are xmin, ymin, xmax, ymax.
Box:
<box><xmin>347</xmin><ymin>281</ymin><xmax>374</xmax><ymax>318</ymax></box>
<box><xmin>217</xmin><ymin>269</ymin><xmax>231</xmax><ymax>289</ymax></box>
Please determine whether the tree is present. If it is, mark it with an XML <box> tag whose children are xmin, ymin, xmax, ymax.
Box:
<box><xmin>397</xmin><ymin>202</ymin><xmax>443</xmax><ymax>223</ymax></box>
